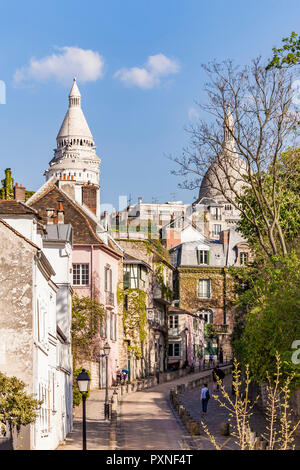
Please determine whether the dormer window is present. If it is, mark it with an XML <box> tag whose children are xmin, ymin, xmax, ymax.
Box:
<box><xmin>197</xmin><ymin>249</ymin><xmax>209</xmax><ymax>265</ymax></box>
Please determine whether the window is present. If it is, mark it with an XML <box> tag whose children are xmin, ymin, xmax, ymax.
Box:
<box><xmin>198</xmin><ymin>310</ymin><xmax>213</xmax><ymax>323</ymax></box>
<box><xmin>171</xmin><ymin>250</ymin><xmax>178</xmax><ymax>266</ymax></box>
<box><xmin>168</xmin><ymin>343</ymin><xmax>180</xmax><ymax>357</ymax></box>
<box><xmin>197</xmin><ymin>250</ymin><xmax>209</xmax><ymax>265</ymax></box>
<box><xmin>123</xmin><ymin>265</ymin><xmax>146</xmax><ymax>289</ymax></box>
<box><xmin>198</xmin><ymin>279</ymin><xmax>211</xmax><ymax>298</ymax></box>
<box><xmin>104</xmin><ymin>311</ymin><xmax>108</xmax><ymax>338</ymax></box>
<box><xmin>211</xmin><ymin>207</ymin><xmax>221</xmax><ymax>220</ymax></box>
<box><xmin>213</xmin><ymin>224</ymin><xmax>221</xmax><ymax>236</ymax></box>
<box><xmin>110</xmin><ymin>312</ymin><xmax>114</xmax><ymax>340</ymax></box>
<box><xmin>225</xmin><ymin>204</ymin><xmax>232</xmax><ymax>211</ymax></box>
<box><xmin>73</xmin><ymin>264</ymin><xmax>89</xmax><ymax>285</ymax></box>
<box><xmin>240</xmin><ymin>252</ymin><xmax>249</xmax><ymax>265</ymax></box>
<box><xmin>105</xmin><ymin>266</ymin><xmax>112</xmax><ymax>292</ymax></box>
<box><xmin>169</xmin><ymin>315</ymin><xmax>178</xmax><ymax>329</ymax></box>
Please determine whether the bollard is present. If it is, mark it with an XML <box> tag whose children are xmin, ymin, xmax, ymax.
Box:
<box><xmin>220</xmin><ymin>422</ymin><xmax>230</xmax><ymax>436</ymax></box>
<box><xmin>111</xmin><ymin>389</ymin><xmax>118</xmax><ymax>413</ymax></box>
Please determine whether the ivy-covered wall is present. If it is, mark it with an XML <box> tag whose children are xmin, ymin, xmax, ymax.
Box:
<box><xmin>178</xmin><ymin>266</ymin><xmax>236</xmax><ymax>358</ymax></box>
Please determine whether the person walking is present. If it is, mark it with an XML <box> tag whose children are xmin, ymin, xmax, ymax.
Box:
<box><xmin>201</xmin><ymin>383</ymin><xmax>211</xmax><ymax>416</ymax></box>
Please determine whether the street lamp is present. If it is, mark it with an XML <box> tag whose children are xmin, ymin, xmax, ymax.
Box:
<box><xmin>103</xmin><ymin>341</ymin><xmax>111</xmax><ymax>420</ymax></box>
<box><xmin>76</xmin><ymin>369</ymin><xmax>91</xmax><ymax>451</ymax></box>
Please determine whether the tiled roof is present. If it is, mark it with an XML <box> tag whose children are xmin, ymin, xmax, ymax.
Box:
<box><xmin>0</xmin><ymin>200</ymin><xmax>41</xmax><ymax>217</ymax></box>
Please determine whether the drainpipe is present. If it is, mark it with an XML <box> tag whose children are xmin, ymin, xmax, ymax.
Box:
<box><xmin>91</xmin><ymin>245</ymin><xmax>94</xmax><ymax>299</ymax></box>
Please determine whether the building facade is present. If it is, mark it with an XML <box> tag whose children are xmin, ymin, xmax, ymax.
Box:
<box><xmin>0</xmin><ymin>201</ymin><xmax>72</xmax><ymax>450</ymax></box>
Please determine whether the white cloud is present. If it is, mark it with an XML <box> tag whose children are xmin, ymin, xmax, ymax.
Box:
<box><xmin>188</xmin><ymin>107</ymin><xmax>200</xmax><ymax>120</ymax></box>
<box><xmin>14</xmin><ymin>46</ymin><xmax>104</xmax><ymax>85</ymax></box>
<box><xmin>114</xmin><ymin>54</ymin><xmax>180</xmax><ymax>89</ymax></box>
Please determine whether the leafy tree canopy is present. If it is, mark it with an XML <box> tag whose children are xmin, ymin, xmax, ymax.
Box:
<box><xmin>267</xmin><ymin>31</ymin><xmax>300</xmax><ymax>69</ymax></box>
<box><xmin>0</xmin><ymin>372</ymin><xmax>41</xmax><ymax>436</ymax></box>
<box><xmin>232</xmin><ymin>252</ymin><xmax>300</xmax><ymax>388</ymax></box>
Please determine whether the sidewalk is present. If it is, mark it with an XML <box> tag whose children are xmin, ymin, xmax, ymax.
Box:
<box><xmin>56</xmin><ymin>389</ymin><xmax>114</xmax><ymax>451</ymax></box>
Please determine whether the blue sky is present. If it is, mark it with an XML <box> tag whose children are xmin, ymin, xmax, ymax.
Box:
<box><xmin>1</xmin><ymin>0</ymin><xmax>300</xmax><ymax>210</ymax></box>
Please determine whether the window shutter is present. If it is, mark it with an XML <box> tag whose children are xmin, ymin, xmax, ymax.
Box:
<box><xmin>104</xmin><ymin>267</ymin><xmax>108</xmax><ymax>291</ymax></box>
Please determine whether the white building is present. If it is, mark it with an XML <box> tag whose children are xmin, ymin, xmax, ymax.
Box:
<box><xmin>0</xmin><ymin>200</ymin><xmax>73</xmax><ymax>450</ymax></box>
<box><xmin>44</xmin><ymin>78</ymin><xmax>101</xmax><ymax>218</ymax></box>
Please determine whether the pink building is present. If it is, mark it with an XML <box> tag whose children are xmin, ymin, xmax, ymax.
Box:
<box><xmin>168</xmin><ymin>306</ymin><xmax>204</xmax><ymax>370</ymax></box>
<box><xmin>28</xmin><ymin>180</ymin><xmax>123</xmax><ymax>389</ymax></box>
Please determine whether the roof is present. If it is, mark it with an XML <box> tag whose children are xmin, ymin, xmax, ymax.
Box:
<box><xmin>0</xmin><ymin>200</ymin><xmax>41</xmax><ymax>218</ymax></box>
<box><xmin>44</xmin><ymin>224</ymin><xmax>73</xmax><ymax>244</ymax></box>
<box><xmin>57</xmin><ymin>79</ymin><xmax>93</xmax><ymax>140</ymax></box>
<box><xmin>27</xmin><ymin>180</ymin><xmax>122</xmax><ymax>259</ymax></box>
<box><xmin>123</xmin><ymin>252</ymin><xmax>151</xmax><ymax>271</ymax></box>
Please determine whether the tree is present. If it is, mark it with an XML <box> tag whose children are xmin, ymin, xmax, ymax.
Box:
<box><xmin>173</xmin><ymin>58</ymin><xmax>300</xmax><ymax>258</ymax></box>
<box><xmin>232</xmin><ymin>253</ymin><xmax>300</xmax><ymax>387</ymax></box>
<box><xmin>0</xmin><ymin>372</ymin><xmax>41</xmax><ymax>437</ymax></box>
<box><xmin>267</xmin><ymin>32</ymin><xmax>300</xmax><ymax>69</ymax></box>
<box><xmin>202</xmin><ymin>356</ymin><xmax>300</xmax><ymax>450</ymax></box>
<box><xmin>236</xmin><ymin>148</ymin><xmax>300</xmax><ymax>255</ymax></box>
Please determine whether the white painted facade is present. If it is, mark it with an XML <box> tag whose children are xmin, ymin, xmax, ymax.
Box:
<box><xmin>44</xmin><ymin>79</ymin><xmax>101</xmax><ymax>217</ymax></box>
<box><xmin>0</xmin><ymin>210</ymin><xmax>73</xmax><ymax>450</ymax></box>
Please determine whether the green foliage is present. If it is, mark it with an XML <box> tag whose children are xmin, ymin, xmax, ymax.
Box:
<box><xmin>72</xmin><ymin>368</ymin><xmax>91</xmax><ymax>407</ymax></box>
<box><xmin>204</xmin><ymin>323</ymin><xmax>218</xmax><ymax>338</ymax></box>
<box><xmin>236</xmin><ymin>149</ymin><xmax>300</xmax><ymax>257</ymax></box>
<box><xmin>233</xmin><ymin>253</ymin><xmax>300</xmax><ymax>388</ymax></box>
<box><xmin>267</xmin><ymin>32</ymin><xmax>300</xmax><ymax>69</ymax></box>
<box><xmin>0</xmin><ymin>168</ymin><xmax>14</xmax><ymax>200</ymax></box>
<box><xmin>154</xmin><ymin>261</ymin><xmax>173</xmax><ymax>302</ymax></box>
<box><xmin>0</xmin><ymin>372</ymin><xmax>41</xmax><ymax>436</ymax></box>
<box><xmin>72</xmin><ymin>295</ymin><xmax>105</xmax><ymax>362</ymax></box>
<box><xmin>117</xmin><ymin>285</ymin><xmax>147</xmax><ymax>358</ymax></box>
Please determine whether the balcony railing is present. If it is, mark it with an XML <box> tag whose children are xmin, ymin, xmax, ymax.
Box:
<box><xmin>106</xmin><ymin>291</ymin><xmax>114</xmax><ymax>306</ymax></box>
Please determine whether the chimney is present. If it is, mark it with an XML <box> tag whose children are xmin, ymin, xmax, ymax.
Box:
<box><xmin>57</xmin><ymin>200</ymin><xmax>64</xmax><ymax>224</ymax></box>
<box><xmin>82</xmin><ymin>183</ymin><xmax>97</xmax><ymax>215</ymax></box>
<box><xmin>14</xmin><ymin>182</ymin><xmax>26</xmax><ymax>202</ymax></box>
<box><xmin>46</xmin><ymin>208</ymin><xmax>55</xmax><ymax>224</ymax></box>
<box><xmin>220</xmin><ymin>229</ymin><xmax>229</xmax><ymax>245</ymax></box>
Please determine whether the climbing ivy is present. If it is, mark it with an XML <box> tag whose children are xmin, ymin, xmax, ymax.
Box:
<box><xmin>154</xmin><ymin>261</ymin><xmax>173</xmax><ymax>302</ymax></box>
<box><xmin>117</xmin><ymin>285</ymin><xmax>147</xmax><ymax>359</ymax></box>
<box><xmin>72</xmin><ymin>295</ymin><xmax>105</xmax><ymax>363</ymax></box>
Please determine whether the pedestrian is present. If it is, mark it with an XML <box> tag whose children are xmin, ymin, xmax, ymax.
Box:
<box><xmin>201</xmin><ymin>383</ymin><xmax>211</xmax><ymax>416</ymax></box>
<box><xmin>209</xmin><ymin>353</ymin><xmax>214</xmax><ymax>367</ymax></box>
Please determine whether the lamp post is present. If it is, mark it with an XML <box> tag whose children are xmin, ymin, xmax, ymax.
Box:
<box><xmin>76</xmin><ymin>368</ymin><xmax>91</xmax><ymax>451</ymax></box>
<box><xmin>103</xmin><ymin>341</ymin><xmax>111</xmax><ymax>420</ymax></box>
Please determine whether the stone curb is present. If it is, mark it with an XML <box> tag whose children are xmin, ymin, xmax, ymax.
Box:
<box><xmin>169</xmin><ymin>365</ymin><xmax>232</xmax><ymax>437</ymax></box>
